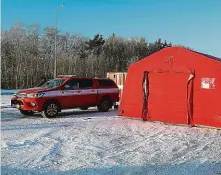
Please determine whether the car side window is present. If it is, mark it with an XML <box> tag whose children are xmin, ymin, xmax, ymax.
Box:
<box><xmin>64</xmin><ymin>80</ymin><xmax>80</xmax><ymax>89</ymax></box>
<box><xmin>79</xmin><ymin>80</ymin><xmax>93</xmax><ymax>88</ymax></box>
<box><xmin>98</xmin><ymin>80</ymin><xmax>115</xmax><ymax>87</ymax></box>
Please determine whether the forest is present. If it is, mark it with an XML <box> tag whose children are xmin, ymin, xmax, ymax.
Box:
<box><xmin>1</xmin><ymin>22</ymin><xmax>173</xmax><ymax>89</ymax></box>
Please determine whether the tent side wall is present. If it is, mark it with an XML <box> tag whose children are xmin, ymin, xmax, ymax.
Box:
<box><xmin>118</xmin><ymin>66</ymin><xmax>143</xmax><ymax>118</ymax></box>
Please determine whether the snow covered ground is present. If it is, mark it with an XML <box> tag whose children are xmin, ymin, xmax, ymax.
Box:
<box><xmin>1</xmin><ymin>95</ymin><xmax>221</xmax><ymax>175</ymax></box>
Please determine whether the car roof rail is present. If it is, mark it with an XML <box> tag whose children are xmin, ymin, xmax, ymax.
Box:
<box><xmin>57</xmin><ymin>75</ymin><xmax>76</xmax><ymax>78</ymax></box>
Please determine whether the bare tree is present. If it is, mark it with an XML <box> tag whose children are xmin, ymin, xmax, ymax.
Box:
<box><xmin>1</xmin><ymin>22</ymin><xmax>173</xmax><ymax>89</ymax></box>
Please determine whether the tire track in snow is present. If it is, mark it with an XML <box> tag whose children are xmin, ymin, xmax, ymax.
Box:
<box><xmin>35</xmin><ymin>128</ymin><xmax>66</xmax><ymax>170</ymax></box>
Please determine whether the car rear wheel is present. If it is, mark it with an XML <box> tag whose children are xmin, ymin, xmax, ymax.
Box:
<box><xmin>20</xmin><ymin>110</ymin><xmax>34</xmax><ymax>116</ymax></box>
<box><xmin>98</xmin><ymin>99</ymin><xmax>111</xmax><ymax>112</ymax></box>
<box><xmin>41</xmin><ymin>102</ymin><xmax>59</xmax><ymax>118</ymax></box>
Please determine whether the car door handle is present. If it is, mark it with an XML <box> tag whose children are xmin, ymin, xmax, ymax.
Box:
<box><xmin>76</xmin><ymin>90</ymin><xmax>81</xmax><ymax>93</ymax></box>
<box><xmin>91</xmin><ymin>90</ymin><xmax>95</xmax><ymax>92</ymax></box>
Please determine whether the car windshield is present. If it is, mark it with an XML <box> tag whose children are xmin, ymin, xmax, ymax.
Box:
<box><xmin>38</xmin><ymin>79</ymin><xmax>65</xmax><ymax>88</ymax></box>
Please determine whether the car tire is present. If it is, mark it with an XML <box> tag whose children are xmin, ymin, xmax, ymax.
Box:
<box><xmin>41</xmin><ymin>102</ymin><xmax>59</xmax><ymax>118</ymax></box>
<box><xmin>20</xmin><ymin>110</ymin><xmax>34</xmax><ymax>116</ymax></box>
<box><xmin>80</xmin><ymin>106</ymin><xmax>89</xmax><ymax>110</ymax></box>
<box><xmin>98</xmin><ymin>98</ymin><xmax>111</xmax><ymax>112</ymax></box>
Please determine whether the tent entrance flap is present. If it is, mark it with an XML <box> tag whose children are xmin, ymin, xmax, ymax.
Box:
<box><xmin>142</xmin><ymin>71</ymin><xmax>194</xmax><ymax>125</ymax></box>
<box><xmin>142</xmin><ymin>71</ymin><xmax>148</xmax><ymax>121</ymax></box>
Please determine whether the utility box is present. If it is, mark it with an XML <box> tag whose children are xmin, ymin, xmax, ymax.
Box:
<box><xmin>107</xmin><ymin>72</ymin><xmax>127</xmax><ymax>100</ymax></box>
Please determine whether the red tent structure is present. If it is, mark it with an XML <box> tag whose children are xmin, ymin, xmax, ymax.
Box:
<box><xmin>118</xmin><ymin>47</ymin><xmax>221</xmax><ymax>128</ymax></box>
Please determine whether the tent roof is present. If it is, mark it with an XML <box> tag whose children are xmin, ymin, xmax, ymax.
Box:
<box><xmin>131</xmin><ymin>47</ymin><xmax>221</xmax><ymax>68</ymax></box>
<box><xmin>190</xmin><ymin>50</ymin><xmax>221</xmax><ymax>62</ymax></box>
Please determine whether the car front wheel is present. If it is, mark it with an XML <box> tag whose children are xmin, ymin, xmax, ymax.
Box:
<box><xmin>41</xmin><ymin>102</ymin><xmax>59</xmax><ymax>118</ymax></box>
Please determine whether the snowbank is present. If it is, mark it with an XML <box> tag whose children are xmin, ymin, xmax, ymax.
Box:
<box><xmin>1</xmin><ymin>89</ymin><xmax>17</xmax><ymax>95</ymax></box>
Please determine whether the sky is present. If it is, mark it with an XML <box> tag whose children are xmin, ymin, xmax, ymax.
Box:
<box><xmin>2</xmin><ymin>0</ymin><xmax>221</xmax><ymax>57</ymax></box>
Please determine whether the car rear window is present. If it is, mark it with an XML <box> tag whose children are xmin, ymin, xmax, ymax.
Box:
<box><xmin>64</xmin><ymin>79</ymin><xmax>93</xmax><ymax>89</ymax></box>
<box><xmin>98</xmin><ymin>80</ymin><xmax>115</xmax><ymax>87</ymax></box>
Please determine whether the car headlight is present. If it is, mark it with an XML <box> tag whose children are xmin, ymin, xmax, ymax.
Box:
<box><xmin>35</xmin><ymin>93</ymin><xmax>45</xmax><ymax>98</ymax></box>
<box><xmin>17</xmin><ymin>93</ymin><xmax>27</xmax><ymax>98</ymax></box>
<box><xmin>26</xmin><ymin>93</ymin><xmax>45</xmax><ymax>98</ymax></box>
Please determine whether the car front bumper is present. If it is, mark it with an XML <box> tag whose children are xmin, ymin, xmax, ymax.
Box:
<box><xmin>11</xmin><ymin>97</ymin><xmax>44</xmax><ymax>111</ymax></box>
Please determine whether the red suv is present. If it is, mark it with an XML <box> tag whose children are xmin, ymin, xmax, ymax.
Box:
<box><xmin>11</xmin><ymin>76</ymin><xmax>119</xmax><ymax>118</ymax></box>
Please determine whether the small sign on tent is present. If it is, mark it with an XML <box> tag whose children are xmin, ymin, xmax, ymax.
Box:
<box><xmin>201</xmin><ymin>78</ymin><xmax>215</xmax><ymax>89</ymax></box>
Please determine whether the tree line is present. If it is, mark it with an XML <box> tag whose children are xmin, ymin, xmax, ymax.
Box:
<box><xmin>1</xmin><ymin>22</ymin><xmax>172</xmax><ymax>89</ymax></box>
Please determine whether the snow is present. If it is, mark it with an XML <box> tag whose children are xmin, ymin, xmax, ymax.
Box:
<box><xmin>1</xmin><ymin>95</ymin><xmax>221</xmax><ymax>175</ymax></box>
<box><xmin>1</xmin><ymin>95</ymin><xmax>13</xmax><ymax>107</ymax></box>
